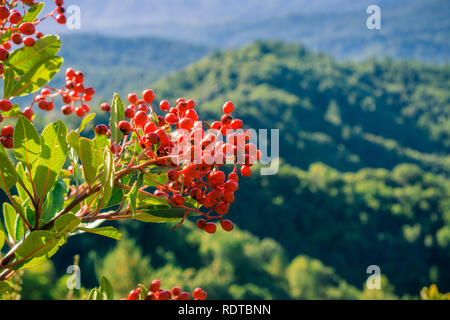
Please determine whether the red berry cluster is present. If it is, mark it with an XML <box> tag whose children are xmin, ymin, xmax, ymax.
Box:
<box><xmin>0</xmin><ymin>1</ymin><xmax>67</xmax><ymax>75</ymax></box>
<box><xmin>97</xmin><ymin>89</ymin><xmax>261</xmax><ymax>233</ymax></box>
<box><xmin>123</xmin><ymin>280</ymin><xmax>207</xmax><ymax>301</ymax></box>
<box><xmin>0</xmin><ymin>1</ymin><xmax>83</xmax><ymax>149</ymax></box>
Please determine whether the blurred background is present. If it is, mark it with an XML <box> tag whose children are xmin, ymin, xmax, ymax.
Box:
<box><xmin>3</xmin><ymin>0</ymin><xmax>450</xmax><ymax>299</ymax></box>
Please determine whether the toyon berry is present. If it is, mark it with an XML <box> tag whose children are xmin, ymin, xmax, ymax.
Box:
<box><xmin>170</xmin><ymin>194</ymin><xmax>185</xmax><ymax>207</ymax></box>
<box><xmin>0</xmin><ymin>6</ymin><xmax>9</xmax><ymax>20</ymax></box>
<box><xmin>0</xmin><ymin>48</ymin><xmax>9</xmax><ymax>61</ymax></box>
<box><xmin>1</xmin><ymin>126</ymin><xmax>14</xmax><ymax>138</ymax></box>
<box><xmin>143</xmin><ymin>89</ymin><xmax>155</xmax><ymax>104</ymax></box>
<box><xmin>95</xmin><ymin>124</ymin><xmax>108</xmax><ymax>135</ymax></box>
<box><xmin>56</xmin><ymin>14</ymin><xmax>66</xmax><ymax>24</ymax></box>
<box><xmin>203</xmin><ymin>222</ymin><xmax>217</xmax><ymax>234</ymax></box>
<box><xmin>128</xmin><ymin>290</ymin><xmax>139</xmax><ymax>300</ymax></box>
<box><xmin>149</xmin><ymin>280</ymin><xmax>161</xmax><ymax>293</ymax></box>
<box><xmin>220</xmin><ymin>219</ymin><xmax>234</xmax><ymax>232</ymax></box>
<box><xmin>19</xmin><ymin>22</ymin><xmax>35</xmax><ymax>36</ymax></box>
<box><xmin>23</xmin><ymin>37</ymin><xmax>35</xmax><ymax>47</ymax></box>
<box><xmin>223</xmin><ymin>101</ymin><xmax>234</xmax><ymax>114</ymax></box>
<box><xmin>61</xmin><ymin>105</ymin><xmax>72</xmax><ymax>115</ymax></box>
<box><xmin>240</xmin><ymin>165</ymin><xmax>252</xmax><ymax>177</ymax></box>
<box><xmin>118</xmin><ymin>120</ymin><xmax>132</xmax><ymax>135</ymax></box>
<box><xmin>100</xmin><ymin>103</ymin><xmax>110</xmax><ymax>112</ymax></box>
<box><xmin>0</xmin><ymin>99</ymin><xmax>12</xmax><ymax>111</ymax></box>
<box><xmin>8</xmin><ymin>10</ymin><xmax>21</xmax><ymax>24</ymax></box>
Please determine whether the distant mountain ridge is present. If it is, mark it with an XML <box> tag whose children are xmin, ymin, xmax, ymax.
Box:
<box><xmin>40</xmin><ymin>0</ymin><xmax>449</xmax><ymax>62</ymax></box>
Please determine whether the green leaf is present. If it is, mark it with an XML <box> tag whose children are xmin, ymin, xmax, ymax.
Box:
<box><xmin>100</xmin><ymin>276</ymin><xmax>114</xmax><ymax>300</ymax></box>
<box><xmin>12</xmin><ymin>237</ymin><xmax>64</xmax><ymax>270</ymax></box>
<box><xmin>8</xmin><ymin>56</ymin><xmax>63</xmax><ymax>98</ymax></box>
<box><xmin>77</xmin><ymin>113</ymin><xmax>96</xmax><ymax>134</ymax></box>
<box><xmin>41</xmin><ymin>178</ymin><xmax>66</xmax><ymax>222</ymax></box>
<box><xmin>32</xmin><ymin>120</ymin><xmax>68</xmax><ymax>200</ymax></box>
<box><xmin>21</xmin><ymin>2</ymin><xmax>44</xmax><ymax>23</ymax></box>
<box><xmin>67</xmin><ymin>131</ymin><xmax>99</xmax><ymax>187</ymax></box>
<box><xmin>0</xmin><ymin>281</ymin><xmax>12</xmax><ymax>294</ymax></box>
<box><xmin>3</xmin><ymin>68</ymin><xmax>15</xmax><ymax>99</ymax></box>
<box><xmin>0</xmin><ymin>144</ymin><xmax>18</xmax><ymax>194</ymax></box>
<box><xmin>110</xmin><ymin>94</ymin><xmax>124</xmax><ymax>144</ymax></box>
<box><xmin>14</xmin><ymin>215</ymin><xmax>25</xmax><ymax>242</ymax></box>
<box><xmin>78</xmin><ymin>138</ymin><xmax>99</xmax><ymax>186</ymax></box>
<box><xmin>7</xmin><ymin>35</ymin><xmax>60</xmax><ymax>76</ymax></box>
<box><xmin>0</xmin><ymin>220</ymin><xmax>5</xmax><ymax>250</ymax></box>
<box><xmin>15</xmin><ymin>230</ymin><xmax>59</xmax><ymax>260</ymax></box>
<box><xmin>105</xmin><ymin>187</ymin><xmax>124</xmax><ymax>208</ymax></box>
<box><xmin>77</xmin><ymin>226</ymin><xmax>122</xmax><ymax>240</ymax></box>
<box><xmin>0</xmin><ymin>30</ymin><xmax>12</xmax><ymax>45</ymax></box>
<box><xmin>87</xmin><ymin>288</ymin><xmax>105</xmax><ymax>300</ymax></box>
<box><xmin>99</xmin><ymin>149</ymin><xmax>115</xmax><ymax>210</ymax></box>
<box><xmin>2</xmin><ymin>202</ymin><xmax>17</xmax><ymax>242</ymax></box>
<box><xmin>13</xmin><ymin>115</ymin><xmax>41</xmax><ymax>174</ymax></box>
<box><xmin>53</xmin><ymin>214</ymin><xmax>80</xmax><ymax>235</ymax></box>
<box><xmin>135</xmin><ymin>206</ymin><xmax>191</xmax><ymax>223</ymax></box>
<box><xmin>16</xmin><ymin>162</ymin><xmax>33</xmax><ymax>201</ymax></box>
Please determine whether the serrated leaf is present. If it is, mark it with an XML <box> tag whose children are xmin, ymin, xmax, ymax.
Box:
<box><xmin>7</xmin><ymin>35</ymin><xmax>60</xmax><ymax>76</ymax></box>
<box><xmin>32</xmin><ymin>120</ymin><xmax>68</xmax><ymax>201</ymax></box>
<box><xmin>77</xmin><ymin>226</ymin><xmax>122</xmax><ymax>240</ymax></box>
<box><xmin>13</xmin><ymin>115</ymin><xmax>41</xmax><ymax>174</ymax></box>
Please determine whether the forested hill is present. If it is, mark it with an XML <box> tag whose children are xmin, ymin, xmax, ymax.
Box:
<box><xmin>153</xmin><ymin>41</ymin><xmax>450</xmax><ymax>175</ymax></box>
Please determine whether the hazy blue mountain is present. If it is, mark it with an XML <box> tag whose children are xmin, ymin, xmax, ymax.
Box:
<box><xmin>40</xmin><ymin>0</ymin><xmax>448</xmax><ymax>61</ymax></box>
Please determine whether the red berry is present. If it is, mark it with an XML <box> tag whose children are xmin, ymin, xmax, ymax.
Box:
<box><xmin>118</xmin><ymin>120</ymin><xmax>132</xmax><ymax>135</ymax></box>
<box><xmin>149</xmin><ymin>280</ymin><xmax>160</xmax><ymax>293</ymax></box>
<box><xmin>167</xmin><ymin>169</ymin><xmax>180</xmax><ymax>181</ymax></box>
<box><xmin>196</xmin><ymin>219</ymin><xmax>206</xmax><ymax>229</ymax></box>
<box><xmin>228</xmin><ymin>172</ymin><xmax>239</xmax><ymax>182</ymax></box>
<box><xmin>0</xmin><ymin>6</ymin><xmax>9</xmax><ymax>20</ymax></box>
<box><xmin>179</xmin><ymin>117</ymin><xmax>194</xmax><ymax>131</ymax></box>
<box><xmin>223</xmin><ymin>101</ymin><xmax>234</xmax><ymax>114</ymax></box>
<box><xmin>124</xmin><ymin>106</ymin><xmax>135</xmax><ymax>119</ymax></box>
<box><xmin>144</xmin><ymin>121</ymin><xmax>157</xmax><ymax>134</ymax></box>
<box><xmin>1</xmin><ymin>137</ymin><xmax>13</xmax><ymax>149</ymax></box>
<box><xmin>231</xmin><ymin>119</ymin><xmax>243</xmax><ymax>130</ymax></box>
<box><xmin>208</xmin><ymin>171</ymin><xmax>225</xmax><ymax>185</ymax></box>
<box><xmin>221</xmin><ymin>219</ymin><xmax>234</xmax><ymax>232</ymax></box>
<box><xmin>74</xmin><ymin>107</ymin><xmax>85</xmax><ymax>117</ymax></box>
<box><xmin>240</xmin><ymin>165</ymin><xmax>252</xmax><ymax>177</ymax></box>
<box><xmin>23</xmin><ymin>37</ymin><xmax>35</xmax><ymax>47</ymax></box>
<box><xmin>0</xmin><ymin>48</ymin><xmax>8</xmax><ymax>61</ymax></box>
<box><xmin>224</xmin><ymin>179</ymin><xmax>239</xmax><ymax>192</ymax></box>
<box><xmin>55</xmin><ymin>0</ymin><xmax>64</xmax><ymax>6</ymax></box>
<box><xmin>159</xmin><ymin>100</ymin><xmax>170</xmax><ymax>111</ymax></box>
<box><xmin>22</xmin><ymin>107</ymin><xmax>33</xmax><ymax>120</ymax></box>
<box><xmin>0</xmin><ymin>99</ymin><xmax>12</xmax><ymax>111</ymax></box>
<box><xmin>8</xmin><ymin>10</ymin><xmax>21</xmax><ymax>24</ymax></box>
<box><xmin>134</xmin><ymin>111</ymin><xmax>147</xmax><ymax>127</ymax></box>
<box><xmin>61</xmin><ymin>105</ymin><xmax>72</xmax><ymax>115</ymax></box>
<box><xmin>95</xmin><ymin>124</ymin><xmax>108</xmax><ymax>135</ymax></box>
<box><xmin>203</xmin><ymin>222</ymin><xmax>217</xmax><ymax>234</ymax></box>
<box><xmin>1</xmin><ymin>126</ymin><xmax>13</xmax><ymax>138</ymax></box>
<box><xmin>127</xmin><ymin>290</ymin><xmax>139</xmax><ymax>300</ymax></box>
<box><xmin>128</xmin><ymin>93</ymin><xmax>138</xmax><ymax>104</ymax></box>
<box><xmin>143</xmin><ymin>89</ymin><xmax>155</xmax><ymax>104</ymax></box>
<box><xmin>178</xmin><ymin>292</ymin><xmax>190</xmax><ymax>300</ymax></box>
<box><xmin>170</xmin><ymin>194</ymin><xmax>184</xmax><ymax>207</ymax></box>
<box><xmin>56</xmin><ymin>14</ymin><xmax>66</xmax><ymax>24</ymax></box>
<box><xmin>171</xmin><ymin>286</ymin><xmax>181</xmax><ymax>297</ymax></box>
<box><xmin>165</xmin><ymin>112</ymin><xmax>178</xmax><ymax>125</ymax></box>
<box><xmin>11</xmin><ymin>33</ymin><xmax>22</xmax><ymax>45</ymax></box>
<box><xmin>19</xmin><ymin>22</ymin><xmax>35</xmax><ymax>36</ymax></box>
<box><xmin>100</xmin><ymin>103</ymin><xmax>110</xmax><ymax>112</ymax></box>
